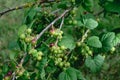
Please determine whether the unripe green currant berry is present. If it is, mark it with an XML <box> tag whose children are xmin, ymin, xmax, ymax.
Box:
<box><xmin>26</xmin><ymin>28</ymin><xmax>32</xmax><ymax>34</ymax></box>
<box><xmin>88</xmin><ymin>50</ymin><xmax>92</xmax><ymax>55</ymax></box>
<box><xmin>54</xmin><ymin>50</ymin><xmax>58</xmax><ymax>54</ymax></box>
<box><xmin>37</xmin><ymin>56</ymin><xmax>42</xmax><ymax>61</ymax></box>
<box><xmin>64</xmin><ymin>56</ymin><xmax>68</xmax><ymax>60</ymax></box>
<box><xmin>65</xmin><ymin>62</ymin><xmax>70</xmax><ymax>67</ymax></box>
<box><xmin>76</xmin><ymin>42</ymin><xmax>81</xmax><ymax>47</ymax></box>
<box><xmin>57</xmin><ymin>50</ymin><xmax>62</xmax><ymax>54</ymax></box>
<box><xmin>25</xmin><ymin>37</ymin><xmax>31</xmax><ymax>43</ymax></box>
<box><xmin>85</xmin><ymin>46</ymin><xmax>90</xmax><ymax>51</ymax></box>
<box><xmin>56</xmin><ymin>46</ymin><xmax>60</xmax><ymax>50</ymax></box>
<box><xmin>60</xmin><ymin>45</ymin><xmax>66</xmax><ymax>50</ymax></box>
<box><xmin>17</xmin><ymin>69</ymin><xmax>24</xmax><ymax>76</ymax></box>
<box><xmin>38</xmin><ymin>51</ymin><xmax>43</xmax><ymax>56</ymax></box>
<box><xmin>58</xmin><ymin>58</ymin><xmax>62</xmax><ymax>62</ymax></box>
<box><xmin>63</xmin><ymin>67</ymin><xmax>67</xmax><ymax>71</ymax></box>
<box><xmin>111</xmin><ymin>47</ymin><xmax>116</xmax><ymax>52</ymax></box>
<box><xmin>81</xmin><ymin>49</ymin><xmax>85</xmax><ymax>53</ymax></box>
<box><xmin>59</xmin><ymin>62</ymin><xmax>64</xmax><ymax>67</ymax></box>
<box><xmin>60</xmin><ymin>31</ymin><xmax>63</xmax><ymax>35</ymax></box>
<box><xmin>51</xmin><ymin>46</ymin><xmax>56</xmax><ymax>51</ymax></box>
<box><xmin>29</xmin><ymin>49</ymin><xmax>37</xmax><ymax>54</ymax></box>
<box><xmin>71</xmin><ymin>0</ymin><xmax>75</xmax><ymax>3</ymax></box>
<box><xmin>68</xmin><ymin>20</ymin><xmax>72</xmax><ymax>24</ymax></box>
<box><xmin>50</xmin><ymin>29</ymin><xmax>55</xmax><ymax>35</ymax></box>
<box><xmin>44</xmin><ymin>11</ymin><xmax>47</xmax><ymax>15</ymax></box>
<box><xmin>20</xmin><ymin>34</ymin><xmax>25</xmax><ymax>39</ymax></box>
<box><xmin>102</xmin><ymin>55</ymin><xmax>106</xmax><ymax>59</ymax></box>
<box><xmin>73</xmin><ymin>56</ymin><xmax>77</xmax><ymax>60</ymax></box>
<box><xmin>58</xmin><ymin>35</ymin><xmax>62</xmax><ymax>39</ymax></box>
<box><xmin>4</xmin><ymin>76</ymin><xmax>10</xmax><ymax>80</ymax></box>
<box><xmin>73</xmin><ymin>20</ymin><xmax>77</xmax><ymax>25</ymax></box>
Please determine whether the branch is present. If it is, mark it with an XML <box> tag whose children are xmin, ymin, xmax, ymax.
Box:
<box><xmin>80</xmin><ymin>29</ymin><xmax>90</xmax><ymax>42</ymax></box>
<box><xmin>35</xmin><ymin>9</ymin><xmax>70</xmax><ymax>41</ymax></box>
<box><xmin>0</xmin><ymin>0</ymin><xmax>55</xmax><ymax>17</ymax></box>
<box><xmin>19</xmin><ymin>52</ymin><xmax>27</xmax><ymax>65</ymax></box>
<box><xmin>55</xmin><ymin>17</ymin><xmax>65</xmax><ymax>45</ymax></box>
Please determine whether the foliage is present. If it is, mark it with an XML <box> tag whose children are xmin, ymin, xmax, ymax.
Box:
<box><xmin>0</xmin><ymin>0</ymin><xmax>120</xmax><ymax>80</ymax></box>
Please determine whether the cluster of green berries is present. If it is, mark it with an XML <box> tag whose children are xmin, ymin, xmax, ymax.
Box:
<box><xmin>19</xmin><ymin>28</ymin><xmax>36</xmax><ymax>46</ymax></box>
<box><xmin>16</xmin><ymin>65</ymin><xmax>30</xmax><ymax>78</ymax></box>
<box><xmin>29</xmin><ymin>49</ymin><xmax>43</xmax><ymax>61</ymax></box>
<box><xmin>3</xmin><ymin>71</ymin><xmax>13</xmax><ymax>80</ymax></box>
<box><xmin>16</xmin><ymin>65</ymin><xmax>25</xmax><ymax>77</ymax></box>
<box><xmin>68</xmin><ymin>7</ymin><xmax>78</xmax><ymax>25</ymax></box>
<box><xmin>49</xmin><ymin>45</ymin><xmax>70</xmax><ymax>70</ymax></box>
<box><xmin>49</xmin><ymin>29</ymin><xmax>63</xmax><ymax>40</ymax></box>
<box><xmin>3</xmin><ymin>76</ymin><xmax>11</xmax><ymax>80</ymax></box>
<box><xmin>77</xmin><ymin>42</ymin><xmax>93</xmax><ymax>57</ymax></box>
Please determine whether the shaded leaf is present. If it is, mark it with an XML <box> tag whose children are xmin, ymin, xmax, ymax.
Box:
<box><xmin>87</xmin><ymin>36</ymin><xmax>102</xmax><ymax>48</ymax></box>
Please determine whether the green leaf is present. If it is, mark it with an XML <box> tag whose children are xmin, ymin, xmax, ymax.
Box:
<box><xmin>87</xmin><ymin>36</ymin><xmax>102</xmax><ymax>48</ymax></box>
<box><xmin>73</xmin><ymin>69</ymin><xmax>86</xmax><ymax>80</ymax></box>
<box><xmin>59</xmin><ymin>67</ymin><xmax>77</xmax><ymax>80</ymax></box>
<box><xmin>84</xmin><ymin>18</ymin><xmax>98</xmax><ymax>29</ymax></box>
<box><xmin>58</xmin><ymin>34</ymin><xmax>76</xmax><ymax>50</ymax></box>
<box><xmin>85</xmin><ymin>55</ymin><xmax>104</xmax><ymax>73</ymax></box>
<box><xmin>83</xmin><ymin>0</ymin><xmax>94</xmax><ymax>12</ymax></box>
<box><xmin>112</xmin><ymin>33</ymin><xmax>120</xmax><ymax>46</ymax></box>
<box><xmin>104</xmin><ymin>1</ymin><xmax>120</xmax><ymax>13</ymax></box>
<box><xmin>40</xmin><ymin>69</ymin><xmax>45</xmax><ymax>79</ymax></box>
<box><xmin>101</xmin><ymin>32</ymin><xmax>115</xmax><ymax>52</ymax></box>
<box><xmin>18</xmin><ymin>25</ymin><xmax>27</xmax><ymax>36</ymax></box>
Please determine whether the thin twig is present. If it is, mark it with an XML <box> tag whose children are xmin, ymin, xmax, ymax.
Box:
<box><xmin>12</xmin><ymin>72</ymin><xmax>16</xmax><ymax>80</ymax></box>
<box><xmin>20</xmin><ymin>52</ymin><xmax>27</xmax><ymax>65</ymax></box>
<box><xmin>11</xmin><ymin>52</ymin><xmax>27</xmax><ymax>79</ymax></box>
<box><xmin>55</xmin><ymin>17</ymin><xmax>65</xmax><ymax>45</ymax></box>
<box><xmin>80</xmin><ymin>29</ymin><xmax>90</xmax><ymax>42</ymax></box>
<box><xmin>59</xmin><ymin>17</ymin><xmax>64</xmax><ymax>29</ymax></box>
<box><xmin>0</xmin><ymin>0</ymin><xmax>55</xmax><ymax>17</ymax></box>
<box><xmin>35</xmin><ymin>9</ymin><xmax>70</xmax><ymax>41</ymax></box>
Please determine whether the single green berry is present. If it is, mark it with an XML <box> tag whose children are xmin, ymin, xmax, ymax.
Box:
<box><xmin>76</xmin><ymin>42</ymin><xmax>81</xmax><ymax>47</ymax></box>
<box><xmin>71</xmin><ymin>0</ymin><xmax>75</xmax><ymax>3</ymax></box>
<box><xmin>88</xmin><ymin>50</ymin><xmax>92</xmax><ymax>55</ymax></box>
<box><xmin>58</xmin><ymin>58</ymin><xmax>62</xmax><ymax>62</ymax></box>
<box><xmin>38</xmin><ymin>51</ymin><xmax>43</xmax><ymax>56</ymax></box>
<box><xmin>60</xmin><ymin>45</ymin><xmax>66</xmax><ymax>50</ymax></box>
<box><xmin>4</xmin><ymin>76</ymin><xmax>10</xmax><ymax>80</ymax></box>
<box><xmin>37</xmin><ymin>56</ymin><xmax>42</xmax><ymax>61</ymax></box>
<box><xmin>68</xmin><ymin>20</ymin><xmax>72</xmax><ymax>24</ymax></box>
<box><xmin>73</xmin><ymin>20</ymin><xmax>77</xmax><ymax>25</ymax></box>
<box><xmin>57</xmin><ymin>49</ymin><xmax>62</xmax><ymax>54</ymax></box>
<box><xmin>85</xmin><ymin>46</ymin><xmax>90</xmax><ymax>51</ymax></box>
<box><xmin>59</xmin><ymin>62</ymin><xmax>64</xmax><ymax>67</ymax></box>
<box><xmin>64</xmin><ymin>56</ymin><xmax>68</xmax><ymax>60</ymax></box>
<box><xmin>26</xmin><ymin>28</ymin><xmax>32</xmax><ymax>34</ymax></box>
<box><xmin>54</xmin><ymin>50</ymin><xmax>58</xmax><ymax>54</ymax></box>
<box><xmin>111</xmin><ymin>47</ymin><xmax>116</xmax><ymax>52</ymax></box>
<box><xmin>20</xmin><ymin>34</ymin><xmax>25</xmax><ymax>39</ymax></box>
<box><xmin>25</xmin><ymin>37</ymin><xmax>31</xmax><ymax>43</ymax></box>
<box><xmin>73</xmin><ymin>56</ymin><xmax>77</xmax><ymax>60</ymax></box>
<box><xmin>65</xmin><ymin>62</ymin><xmax>70</xmax><ymax>67</ymax></box>
<box><xmin>29</xmin><ymin>49</ymin><xmax>37</xmax><ymax>54</ymax></box>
